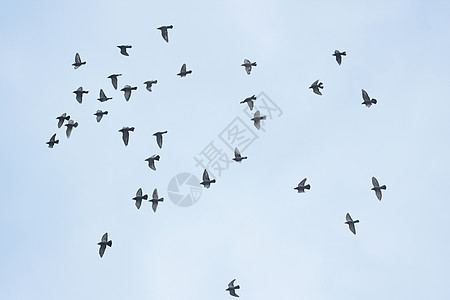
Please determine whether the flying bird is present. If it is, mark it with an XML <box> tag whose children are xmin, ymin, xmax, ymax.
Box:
<box><xmin>72</xmin><ymin>53</ymin><xmax>86</xmax><ymax>69</ymax></box>
<box><xmin>233</xmin><ymin>147</ymin><xmax>247</xmax><ymax>162</ymax></box>
<box><xmin>133</xmin><ymin>188</ymin><xmax>148</xmax><ymax>209</ymax></box>
<box><xmin>333</xmin><ymin>50</ymin><xmax>347</xmax><ymax>65</ymax></box>
<box><xmin>46</xmin><ymin>133</ymin><xmax>59</xmax><ymax>148</ymax></box>
<box><xmin>117</xmin><ymin>45</ymin><xmax>132</xmax><ymax>56</ymax></box>
<box><xmin>56</xmin><ymin>113</ymin><xmax>70</xmax><ymax>128</ymax></box>
<box><xmin>240</xmin><ymin>95</ymin><xmax>256</xmax><ymax>110</ymax></box>
<box><xmin>251</xmin><ymin>110</ymin><xmax>266</xmax><ymax>130</ymax></box>
<box><xmin>294</xmin><ymin>178</ymin><xmax>310</xmax><ymax>193</ymax></box>
<box><xmin>177</xmin><ymin>63</ymin><xmax>192</xmax><ymax>77</ymax></box>
<box><xmin>73</xmin><ymin>87</ymin><xmax>88</xmax><ymax>104</ymax></box>
<box><xmin>65</xmin><ymin>120</ymin><xmax>78</xmax><ymax>138</ymax></box>
<box><xmin>119</xmin><ymin>126</ymin><xmax>135</xmax><ymax>146</ymax></box>
<box><xmin>242</xmin><ymin>59</ymin><xmax>256</xmax><ymax>75</ymax></box>
<box><xmin>97</xmin><ymin>89</ymin><xmax>112</xmax><ymax>102</ymax></box>
<box><xmin>200</xmin><ymin>169</ymin><xmax>216</xmax><ymax>188</ymax></box>
<box><xmin>145</xmin><ymin>155</ymin><xmax>160</xmax><ymax>170</ymax></box>
<box><xmin>371</xmin><ymin>177</ymin><xmax>386</xmax><ymax>201</ymax></box>
<box><xmin>144</xmin><ymin>80</ymin><xmax>158</xmax><ymax>92</ymax></box>
<box><xmin>121</xmin><ymin>85</ymin><xmax>137</xmax><ymax>101</ymax></box>
<box><xmin>345</xmin><ymin>213</ymin><xmax>359</xmax><ymax>235</ymax></box>
<box><xmin>153</xmin><ymin>131</ymin><xmax>168</xmax><ymax>149</ymax></box>
<box><xmin>157</xmin><ymin>25</ymin><xmax>173</xmax><ymax>42</ymax></box>
<box><xmin>108</xmin><ymin>74</ymin><xmax>122</xmax><ymax>90</ymax></box>
<box><xmin>309</xmin><ymin>80</ymin><xmax>324</xmax><ymax>95</ymax></box>
<box><xmin>226</xmin><ymin>279</ymin><xmax>240</xmax><ymax>297</ymax></box>
<box><xmin>361</xmin><ymin>89</ymin><xmax>377</xmax><ymax>107</ymax></box>
<box><xmin>149</xmin><ymin>188</ymin><xmax>164</xmax><ymax>212</ymax></box>
<box><xmin>94</xmin><ymin>110</ymin><xmax>108</xmax><ymax>122</ymax></box>
<box><xmin>97</xmin><ymin>233</ymin><xmax>112</xmax><ymax>258</ymax></box>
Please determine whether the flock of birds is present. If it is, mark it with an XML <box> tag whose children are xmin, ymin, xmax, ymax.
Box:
<box><xmin>45</xmin><ymin>25</ymin><xmax>387</xmax><ymax>297</ymax></box>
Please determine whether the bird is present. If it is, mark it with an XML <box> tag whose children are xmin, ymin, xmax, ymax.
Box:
<box><xmin>157</xmin><ymin>25</ymin><xmax>173</xmax><ymax>42</ymax></box>
<box><xmin>345</xmin><ymin>213</ymin><xmax>359</xmax><ymax>235</ymax></box>
<box><xmin>200</xmin><ymin>169</ymin><xmax>216</xmax><ymax>188</ymax></box>
<box><xmin>242</xmin><ymin>59</ymin><xmax>257</xmax><ymax>75</ymax></box>
<box><xmin>251</xmin><ymin>110</ymin><xmax>266</xmax><ymax>130</ymax></box>
<box><xmin>233</xmin><ymin>147</ymin><xmax>247</xmax><ymax>162</ymax></box>
<box><xmin>240</xmin><ymin>95</ymin><xmax>257</xmax><ymax>110</ymax></box>
<box><xmin>226</xmin><ymin>279</ymin><xmax>240</xmax><ymax>297</ymax></box>
<box><xmin>94</xmin><ymin>110</ymin><xmax>108</xmax><ymax>122</ymax></box>
<box><xmin>145</xmin><ymin>155</ymin><xmax>160</xmax><ymax>170</ymax></box>
<box><xmin>361</xmin><ymin>89</ymin><xmax>377</xmax><ymax>107</ymax></box>
<box><xmin>118</xmin><ymin>127</ymin><xmax>135</xmax><ymax>146</ymax></box>
<box><xmin>46</xmin><ymin>133</ymin><xmax>59</xmax><ymax>148</ymax></box>
<box><xmin>153</xmin><ymin>131</ymin><xmax>168</xmax><ymax>149</ymax></box>
<box><xmin>309</xmin><ymin>80</ymin><xmax>324</xmax><ymax>95</ymax></box>
<box><xmin>56</xmin><ymin>113</ymin><xmax>70</xmax><ymax>128</ymax></box>
<box><xmin>97</xmin><ymin>233</ymin><xmax>112</xmax><ymax>258</ymax></box>
<box><xmin>97</xmin><ymin>89</ymin><xmax>112</xmax><ymax>102</ymax></box>
<box><xmin>117</xmin><ymin>45</ymin><xmax>132</xmax><ymax>56</ymax></box>
<box><xmin>177</xmin><ymin>63</ymin><xmax>192</xmax><ymax>77</ymax></box>
<box><xmin>72</xmin><ymin>53</ymin><xmax>86</xmax><ymax>69</ymax></box>
<box><xmin>65</xmin><ymin>120</ymin><xmax>78</xmax><ymax>138</ymax></box>
<box><xmin>73</xmin><ymin>87</ymin><xmax>88</xmax><ymax>104</ymax></box>
<box><xmin>294</xmin><ymin>178</ymin><xmax>310</xmax><ymax>193</ymax></box>
<box><xmin>333</xmin><ymin>50</ymin><xmax>346</xmax><ymax>65</ymax></box>
<box><xmin>121</xmin><ymin>85</ymin><xmax>137</xmax><ymax>101</ymax></box>
<box><xmin>108</xmin><ymin>74</ymin><xmax>122</xmax><ymax>90</ymax></box>
<box><xmin>149</xmin><ymin>188</ymin><xmax>164</xmax><ymax>212</ymax></box>
<box><xmin>144</xmin><ymin>80</ymin><xmax>158</xmax><ymax>92</ymax></box>
<box><xmin>133</xmin><ymin>188</ymin><xmax>148</xmax><ymax>209</ymax></box>
<box><xmin>371</xmin><ymin>177</ymin><xmax>386</xmax><ymax>201</ymax></box>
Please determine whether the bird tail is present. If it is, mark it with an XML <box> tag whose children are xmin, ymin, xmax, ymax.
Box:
<box><xmin>319</xmin><ymin>83</ymin><xmax>324</xmax><ymax>89</ymax></box>
<box><xmin>354</xmin><ymin>220</ymin><xmax>360</xmax><ymax>223</ymax></box>
<box><xmin>104</xmin><ymin>111</ymin><xmax>109</xmax><ymax>115</ymax></box>
<box><xmin>154</xmin><ymin>155</ymin><xmax>160</xmax><ymax>161</ymax></box>
<box><xmin>305</xmin><ymin>184</ymin><xmax>310</xmax><ymax>190</ymax></box>
<box><xmin>143</xmin><ymin>195</ymin><xmax>148</xmax><ymax>200</ymax></box>
<box><xmin>210</xmin><ymin>179</ymin><xmax>216</xmax><ymax>183</ymax></box>
<box><xmin>73</xmin><ymin>122</ymin><xmax>79</xmax><ymax>128</ymax></box>
<box><xmin>371</xmin><ymin>99</ymin><xmax>377</xmax><ymax>104</ymax></box>
<box><xmin>55</xmin><ymin>140</ymin><xmax>60</xmax><ymax>144</ymax></box>
<box><xmin>130</xmin><ymin>127</ymin><xmax>135</xmax><ymax>131</ymax></box>
<box><xmin>65</xmin><ymin>116</ymin><xmax>70</xmax><ymax>120</ymax></box>
<box><xmin>107</xmin><ymin>240</ymin><xmax>112</xmax><ymax>247</ymax></box>
<box><xmin>381</xmin><ymin>185</ymin><xmax>386</xmax><ymax>190</ymax></box>
<box><xmin>342</xmin><ymin>51</ymin><xmax>347</xmax><ymax>56</ymax></box>
<box><xmin>186</xmin><ymin>70</ymin><xmax>192</xmax><ymax>74</ymax></box>
<box><xmin>168</xmin><ymin>25</ymin><xmax>173</xmax><ymax>29</ymax></box>
<box><xmin>260</xmin><ymin>116</ymin><xmax>267</xmax><ymax>120</ymax></box>
<box><xmin>235</xmin><ymin>285</ymin><xmax>240</xmax><ymax>289</ymax></box>
<box><xmin>251</xmin><ymin>62</ymin><xmax>257</xmax><ymax>66</ymax></box>
<box><xmin>131</xmin><ymin>87</ymin><xmax>137</xmax><ymax>90</ymax></box>
<box><xmin>251</xmin><ymin>95</ymin><xmax>256</xmax><ymax>99</ymax></box>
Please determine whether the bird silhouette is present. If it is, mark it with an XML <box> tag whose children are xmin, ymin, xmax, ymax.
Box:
<box><xmin>251</xmin><ymin>110</ymin><xmax>266</xmax><ymax>130</ymax></box>
<box><xmin>97</xmin><ymin>89</ymin><xmax>112</xmax><ymax>102</ymax></box>
<box><xmin>117</xmin><ymin>45</ymin><xmax>132</xmax><ymax>56</ymax></box>
<box><xmin>97</xmin><ymin>233</ymin><xmax>112</xmax><ymax>258</ymax></box>
<box><xmin>157</xmin><ymin>25</ymin><xmax>173</xmax><ymax>42</ymax></box>
<box><xmin>56</xmin><ymin>113</ymin><xmax>70</xmax><ymax>128</ymax></box>
<box><xmin>119</xmin><ymin>127</ymin><xmax>135</xmax><ymax>146</ymax></box>
<box><xmin>240</xmin><ymin>95</ymin><xmax>256</xmax><ymax>110</ymax></box>
<box><xmin>309</xmin><ymin>80</ymin><xmax>324</xmax><ymax>95</ymax></box>
<box><xmin>46</xmin><ymin>133</ymin><xmax>59</xmax><ymax>148</ymax></box>
<box><xmin>177</xmin><ymin>63</ymin><xmax>192</xmax><ymax>77</ymax></box>
<box><xmin>226</xmin><ymin>279</ymin><xmax>240</xmax><ymax>297</ymax></box>
<box><xmin>94</xmin><ymin>110</ymin><xmax>108</xmax><ymax>122</ymax></box>
<box><xmin>153</xmin><ymin>131</ymin><xmax>168</xmax><ymax>149</ymax></box>
<box><xmin>333</xmin><ymin>50</ymin><xmax>346</xmax><ymax>65</ymax></box>
<box><xmin>294</xmin><ymin>178</ymin><xmax>310</xmax><ymax>193</ymax></box>
<box><xmin>149</xmin><ymin>188</ymin><xmax>164</xmax><ymax>212</ymax></box>
<box><xmin>108</xmin><ymin>74</ymin><xmax>122</xmax><ymax>90</ymax></box>
<box><xmin>65</xmin><ymin>120</ymin><xmax>78</xmax><ymax>138</ymax></box>
<box><xmin>144</xmin><ymin>80</ymin><xmax>158</xmax><ymax>92</ymax></box>
<box><xmin>200</xmin><ymin>169</ymin><xmax>216</xmax><ymax>188</ymax></box>
<box><xmin>361</xmin><ymin>89</ymin><xmax>377</xmax><ymax>107</ymax></box>
<box><xmin>133</xmin><ymin>188</ymin><xmax>148</xmax><ymax>209</ymax></box>
<box><xmin>121</xmin><ymin>85</ymin><xmax>137</xmax><ymax>101</ymax></box>
<box><xmin>73</xmin><ymin>87</ymin><xmax>88</xmax><ymax>104</ymax></box>
<box><xmin>233</xmin><ymin>147</ymin><xmax>247</xmax><ymax>162</ymax></box>
<box><xmin>145</xmin><ymin>155</ymin><xmax>160</xmax><ymax>170</ymax></box>
<box><xmin>371</xmin><ymin>177</ymin><xmax>386</xmax><ymax>201</ymax></box>
<box><xmin>72</xmin><ymin>53</ymin><xmax>86</xmax><ymax>69</ymax></box>
<box><xmin>242</xmin><ymin>59</ymin><xmax>256</xmax><ymax>75</ymax></box>
<box><xmin>345</xmin><ymin>213</ymin><xmax>359</xmax><ymax>235</ymax></box>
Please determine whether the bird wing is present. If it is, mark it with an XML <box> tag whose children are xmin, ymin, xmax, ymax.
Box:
<box><xmin>99</xmin><ymin>244</ymin><xmax>106</xmax><ymax>257</ymax></box>
<box><xmin>254</xmin><ymin>110</ymin><xmax>261</xmax><ymax>118</ymax></box>
<box><xmin>162</xmin><ymin>28</ymin><xmax>169</xmax><ymax>42</ymax></box>
<box><xmin>111</xmin><ymin>76</ymin><xmax>118</xmax><ymax>90</ymax></box>
<box><xmin>152</xmin><ymin>188</ymin><xmax>158</xmax><ymax>200</ymax></box>
<box><xmin>181</xmin><ymin>63</ymin><xmax>186</xmax><ymax>73</ymax></box>
<box><xmin>228</xmin><ymin>279</ymin><xmax>236</xmax><ymax>288</ymax></box>
<box><xmin>75</xmin><ymin>53</ymin><xmax>81</xmax><ymax>64</ymax></box>
<box><xmin>234</xmin><ymin>147</ymin><xmax>241</xmax><ymax>158</ymax></box>
<box><xmin>346</xmin><ymin>213</ymin><xmax>353</xmax><ymax>222</ymax></box>
<box><xmin>156</xmin><ymin>134</ymin><xmax>163</xmax><ymax>148</ymax></box>
<box><xmin>50</xmin><ymin>133</ymin><xmax>56</xmax><ymax>142</ymax></box>
<box><xmin>299</xmin><ymin>178</ymin><xmax>307</xmax><ymax>186</ymax></box>
<box><xmin>229</xmin><ymin>290</ymin><xmax>239</xmax><ymax>297</ymax></box>
<box><xmin>245</xmin><ymin>65</ymin><xmax>252</xmax><ymax>74</ymax></box>
<box><xmin>312</xmin><ymin>79</ymin><xmax>319</xmax><ymax>86</ymax></box>
<box><xmin>336</xmin><ymin>54</ymin><xmax>342</xmax><ymax>65</ymax></box>
<box><xmin>100</xmin><ymin>89</ymin><xmax>106</xmax><ymax>99</ymax></box>
<box><xmin>135</xmin><ymin>198</ymin><xmax>142</xmax><ymax>209</ymax></box>
<box><xmin>148</xmin><ymin>159</ymin><xmax>156</xmax><ymax>170</ymax></box>
<box><xmin>375</xmin><ymin>189</ymin><xmax>382</xmax><ymax>201</ymax></box>
<box><xmin>152</xmin><ymin>201</ymin><xmax>158</xmax><ymax>212</ymax></box>
<box><xmin>312</xmin><ymin>86</ymin><xmax>322</xmax><ymax>95</ymax></box>
<box><xmin>122</xmin><ymin>130</ymin><xmax>129</xmax><ymax>146</ymax></box>
<box><xmin>253</xmin><ymin>119</ymin><xmax>261</xmax><ymax>130</ymax></box>
<box><xmin>247</xmin><ymin>100</ymin><xmax>254</xmax><ymax>110</ymax></box>
<box><xmin>57</xmin><ymin>118</ymin><xmax>64</xmax><ymax>128</ymax></box>
<box><xmin>362</xmin><ymin>89</ymin><xmax>370</xmax><ymax>102</ymax></box>
<box><xmin>96</xmin><ymin>113</ymin><xmax>102</xmax><ymax>122</ymax></box>
<box><xmin>244</xmin><ymin>59</ymin><xmax>250</xmax><ymax>65</ymax></box>
<box><xmin>372</xmin><ymin>177</ymin><xmax>380</xmax><ymax>187</ymax></box>
<box><xmin>348</xmin><ymin>222</ymin><xmax>356</xmax><ymax>235</ymax></box>
<box><xmin>102</xmin><ymin>233</ymin><xmax>108</xmax><ymax>243</ymax></box>
<box><xmin>66</xmin><ymin>124</ymin><xmax>73</xmax><ymax>138</ymax></box>
<box><xmin>136</xmin><ymin>188</ymin><xmax>142</xmax><ymax>197</ymax></box>
<box><xmin>203</xmin><ymin>169</ymin><xmax>210</xmax><ymax>181</ymax></box>
<box><xmin>124</xmin><ymin>89</ymin><xmax>131</xmax><ymax>101</ymax></box>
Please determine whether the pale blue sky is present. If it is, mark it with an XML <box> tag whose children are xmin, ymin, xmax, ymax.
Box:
<box><xmin>1</xmin><ymin>0</ymin><xmax>450</xmax><ymax>299</ymax></box>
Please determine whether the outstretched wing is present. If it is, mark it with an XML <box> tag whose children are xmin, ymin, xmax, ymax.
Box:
<box><xmin>228</xmin><ymin>279</ymin><xmax>236</xmax><ymax>288</ymax></box>
<box><xmin>148</xmin><ymin>159</ymin><xmax>156</xmax><ymax>170</ymax></box>
<box><xmin>299</xmin><ymin>178</ymin><xmax>307</xmax><ymax>186</ymax></box>
<box><xmin>124</xmin><ymin>89</ymin><xmax>131</xmax><ymax>101</ymax></box>
<box><xmin>372</xmin><ymin>176</ymin><xmax>379</xmax><ymax>187</ymax></box>
<box><xmin>203</xmin><ymin>169</ymin><xmax>210</xmax><ymax>181</ymax></box>
<box><xmin>247</xmin><ymin>100</ymin><xmax>254</xmax><ymax>110</ymax></box>
<box><xmin>111</xmin><ymin>76</ymin><xmax>118</xmax><ymax>90</ymax></box>
<box><xmin>152</xmin><ymin>188</ymin><xmax>158</xmax><ymax>200</ymax></box>
<box><xmin>362</xmin><ymin>89</ymin><xmax>370</xmax><ymax>102</ymax></box>
<box><xmin>99</xmin><ymin>244</ymin><xmax>106</xmax><ymax>257</ymax></box>
<box><xmin>161</xmin><ymin>28</ymin><xmax>169</xmax><ymax>42</ymax></box>
<box><xmin>180</xmin><ymin>63</ymin><xmax>186</xmax><ymax>73</ymax></box>
<box><xmin>122</xmin><ymin>130</ymin><xmax>129</xmax><ymax>146</ymax></box>
<box><xmin>156</xmin><ymin>134</ymin><xmax>163</xmax><ymax>148</ymax></box>
<box><xmin>335</xmin><ymin>53</ymin><xmax>342</xmax><ymax>65</ymax></box>
<box><xmin>348</xmin><ymin>222</ymin><xmax>356</xmax><ymax>235</ymax></box>
<box><xmin>75</xmin><ymin>53</ymin><xmax>81</xmax><ymax>64</ymax></box>
<box><xmin>136</xmin><ymin>188</ymin><xmax>142</xmax><ymax>197</ymax></box>
<box><xmin>102</xmin><ymin>233</ymin><xmax>108</xmax><ymax>243</ymax></box>
<box><xmin>245</xmin><ymin>65</ymin><xmax>252</xmax><ymax>74</ymax></box>
<box><xmin>312</xmin><ymin>86</ymin><xmax>322</xmax><ymax>95</ymax></box>
<box><xmin>375</xmin><ymin>189</ymin><xmax>382</xmax><ymax>201</ymax></box>
<box><xmin>152</xmin><ymin>201</ymin><xmax>158</xmax><ymax>212</ymax></box>
<box><xmin>234</xmin><ymin>147</ymin><xmax>241</xmax><ymax>158</ymax></box>
<box><xmin>346</xmin><ymin>213</ymin><xmax>353</xmax><ymax>222</ymax></box>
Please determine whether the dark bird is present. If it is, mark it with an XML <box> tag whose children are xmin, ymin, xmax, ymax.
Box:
<box><xmin>119</xmin><ymin>126</ymin><xmax>135</xmax><ymax>146</ymax></box>
<box><xmin>361</xmin><ymin>89</ymin><xmax>377</xmax><ymax>107</ymax></box>
<box><xmin>73</xmin><ymin>87</ymin><xmax>88</xmax><ymax>104</ymax></box>
<box><xmin>97</xmin><ymin>233</ymin><xmax>112</xmax><ymax>258</ymax></box>
<box><xmin>149</xmin><ymin>188</ymin><xmax>164</xmax><ymax>212</ymax></box>
<box><xmin>242</xmin><ymin>59</ymin><xmax>257</xmax><ymax>75</ymax></box>
<box><xmin>121</xmin><ymin>85</ymin><xmax>137</xmax><ymax>101</ymax></box>
<box><xmin>97</xmin><ymin>89</ymin><xmax>112</xmax><ymax>102</ymax></box>
<box><xmin>46</xmin><ymin>133</ymin><xmax>59</xmax><ymax>148</ymax></box>
<box><xmin>294</xmin><ymin>178</ymin><xmax>310</xmax><ymax>193</ymax></box>
<box><xmin>94</xmin><ymin>110</ymin><xmax>108</xmax><ymax>122</ymax></box>
<box><xmin>145</xmin><ymin>155</ymin><xmax>160</xmax><ymax>170</ymax></box>
<box><xmin>65</xmin><ymin>120</ymin><xmax>78</xmax><ymax>138</ymax></box>
<box><xmin>200</xmin><ymin>169</ymin><xmax>216</xmax><ymax>188</ymax></box>
<box><xmin>251</xmin><ymin>110</ymin><xmax>266</xmax><ymax>130</ymax></box>
<box><xmin>233</xmin><ymin>147</ymin><xmax>247</xmax><ymax>162</ymax></box>
<box><xmin>108</xmin><ymin>74</ymin><xmax>122</xmax><ymax>90</ymax></box>
<box><xmin>72</xmin><ymin>53</ymin><xmax>86</xmax><ymax>69</ymax></box>
<box><xmin>309</xmin><ymin>80</ymin><xmax>324</xmax><ymax>95</ymax></box>
<box><xmin>345</xmin><ymin>213</ymin><xmax>359</xmax><ymax>235</ymax></box>
<box><xmin>240</xmin><ymin>95</ymin><xmax>257</xmax><ymax>110</ymax></box>
<box><xmin>56</xmin><ymin>113</ymin><xmax>70</xmax><ymax>128</ymax></box>
<box><xmin>177</xmin><ymin>63</ymin><xmax>192</xmax><ymax>77</ymax></box>
<box><xmin>133</xmin><ymin>188</ymin><xmax>148</xmax><ymax>209</ymax></box>
<box><xmin>333</xmin><ymin>50</ymin><xmax>346</xmax><ymax>65</ymax></box>
<box><xmin>117</xmin><ymin>45</ymin><xmax>132</xmax><ymax>56</ymax></box>
<box><xmin>371</xmin><ymin>177</ymin><xmax>386</xmax><ymax>201</ymax></box>
<box><xmin>144</xmin><ymin>80</ymin><xmax>158</xmax><ymax>92</ymax></box>
<box><xmin>226</xmin><ymin>279</ymin><xmax>240</xmax><ymax>297</ymax></box>
<box><xmin>157</xmin><ymin>25</ymin><xmax>173</xmax><ymax>42</ymax></box>
<box><xmin>153</xmin><ymin>131</ymin><xmax>168</xmax><ymax>149</ymax></box>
